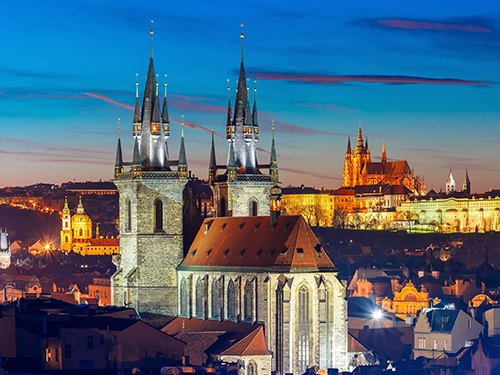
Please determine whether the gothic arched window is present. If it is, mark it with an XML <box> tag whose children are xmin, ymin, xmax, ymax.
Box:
<box><xmin>212</xmin><ymin>278</ymin><xmax>221</xmax><ymax>319</ymax></box>
<box><xmin>180</xmin><ymin>278</ymin><xmax>189</xmax><ymax>317</ymax></box>
<box><xmin>65</xmin><ymin>222</ymin><xmax>68</xmax><ymax>228</ymax></box>
<box><xmin>79</xmin><ymin>229</ymin><xmax>83</xmax><ymax>237</ymax></box>
<box><xmin>227</xmin><ymin>279</ymin><xmax>236</xmax><ymax>320</ymax></box>
<box><xmin>249</xmin><ymin>200</ymin><xmax>258</xmax><ymax>217</ymax></box>
<box><xmin>154</xmin><ymin>199</ymin><xmax>163</xmax><ymax>232</ymax></box>
<box><xmin>244</xmin><ymin>281</ymin><xmax>253</xmax><ymax>321</ymax></box>
<box><xmin>65</xmin><ymin>236</ymin><xmax>68</xmax><ymax>243</ymax></box>
<box><xmin>196</xmin><ymin>277</ymin><xmax>206</xmax><ymax>318</ymax></box>
<box><xmin>247</xmin><ymin>362</ymin><xmax>256</xmax><ymax>375</ymax></box>
<box><xmin>298</xmin><ymin>286</ymin><xmax>310</xmax><ymax>374</ymax></box>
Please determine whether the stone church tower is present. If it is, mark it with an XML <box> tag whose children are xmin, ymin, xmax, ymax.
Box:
<box><xmin>209</xmin><ymin>31</ymin><xmax>278</xmax><ymax>218</ymax></box>
<box><xmin>111</xmin><ymin>27</ymin><xmax>190</xmax><ymax>316</ymax></box>
<box><xmin>0</xmin><ymin>229</ymin><xmax>10</xmax><ymax>269</ymax></box>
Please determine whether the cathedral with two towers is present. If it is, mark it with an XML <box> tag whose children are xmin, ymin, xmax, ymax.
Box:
<box><xmin>111</xmin><ymin>27</ymin><xmax>347</xmax><ymax>374</ymax></box>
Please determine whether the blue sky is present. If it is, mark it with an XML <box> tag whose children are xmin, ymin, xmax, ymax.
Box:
<box><xmin>1</xmin><ymin>0</ymin><xmax>500</xmax><ymax>192</ymax></box>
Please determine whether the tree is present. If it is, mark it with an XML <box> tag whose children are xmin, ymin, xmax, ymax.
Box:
<box><xmin>332</xmin><ymin>210</ymin><xmax>348</xmax><ymax>229</ymax></box>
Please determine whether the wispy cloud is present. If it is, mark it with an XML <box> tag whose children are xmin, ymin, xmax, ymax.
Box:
<box><xmin>251</xmin><ymin>70</ymin><xmax>492</xmax><ymax>86</ymax></box>
<box><xmin>0</xmin><ymin>66</ymin><xmax>68</xmax><ymax>79</ymax></box>
<box><xmin>83</xmin><ymin>93</ymin><xmax>134</xmax><ymax>109</ymax></box>
<box><xmin>375</xmin><ymin>19</ymin><xmax>493</xmax><ymax>33</ymax></box>
<box><xmin>296</xmin><ymin>102</ymin><xmax>357</xmax><ymax>113</ymax></box>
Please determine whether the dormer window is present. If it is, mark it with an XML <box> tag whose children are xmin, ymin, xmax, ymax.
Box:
<box><xmin>238</xmin><ymin>223</ymin><xmax>245</xmax><ymax>231</ymax></box>
<box><xmin>239</xmin><ymin>250</ymin><xmax>246</xmax><ymax>258</ymax></box>
<box><xmin>297</xmin><ymin>248</ymin><xmax>304</xmax><ymax>259</ymax></box>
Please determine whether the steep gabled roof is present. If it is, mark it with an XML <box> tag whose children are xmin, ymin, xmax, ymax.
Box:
<box><xmin>220</xmin><ymin>325</ymin><xmax>269</xmax><ymax>356</ymax></box>
<box><xmin>179</xmin><ymin>215</ymin><xmax>336</xmax><ymax>272</ymax></box>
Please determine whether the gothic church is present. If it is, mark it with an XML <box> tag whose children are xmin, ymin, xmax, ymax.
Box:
<box><xmin>111</xmin><ymin>27</ymin><xmax>347</xmax><ymax>374</ymax></box>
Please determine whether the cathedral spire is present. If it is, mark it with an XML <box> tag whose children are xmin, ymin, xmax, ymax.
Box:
<box><xmin>347</xmin><ymin>136</ymin><xmax>351</xmax><ymax>154</ymax></box>
<box><xmin>150</xmin><ymin>20</ymin><xmax>154</xmax><ymax>58</ymax></box>
<box><xmin>270</xmin><ymin>120</ymin><xmax>279</xmax><ymax>184</ymax></box>
<box><xmin>252</xmin><ymin>83</ymin><xmax>259</xmax><ymax>141</ymax></box>
<box><xmin>381</xmin><ymin>137</ymin><xmax>387</xmax><ymax>164</ymax></box>
<box><xmin>365</xmin><ymin>137</ymin><xmax>369</xmax><ymax>152</ymax></box>
<box><xmin>356</xmin><ymin>121</ymin><xmax>364</xmax><ymax>153</ymax></box>
<box><xmin>226</xmin><ymin>80</ymin><xmax>233</xmax><ymax>138</ymax></box>
<box><xmin>228</xmin><ymin>132</ymin><xmax>237</xmax><ymax>181</ymax></box>
<box><xmin>178</xmin><ymin>116</ymin><xmax>188</xmax><ymax>172</ymax></box>
<box><xmin>209</xmin><ymin>125</ymin><xmax>217</xmax><ymax>182</ymax></box>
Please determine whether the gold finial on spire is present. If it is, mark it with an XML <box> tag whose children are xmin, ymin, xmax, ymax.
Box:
<box><xmin>150</xmin><ymin>20</ymin><xmax>154</xmax><ymax>58</ymax></box>
<box><xmin>164</xmin><ymin>74</ymin><xmax>167</xmax><ymax>97</ymax></box>
<box><xmin>211</xmin><ymin>121</ymin><xmax>214</xmax><ymax>132</ymax></box>
<box><xmin>181</xmin><ymin>115</ymin><xmax>184</xmax><ymax>137</ymax></box>
<box><xmin>155</xmin><ymin>74</ymin><xmax>159</xmax><ymax>95</ymax></box>
<box><xmin>135</xmin><ymin>73</ymin><xmax>139</xmax><ymax>98</ymax></box>
<box><xmin>118</xmin><ymin>118</ymin><xmax>121</xmax><ymax>138</ymax></box>
<box><xmin>240</xmin><ymin>24</ymin><xmax>244</xmax><ymax>62</ymax></box>
<box><xmin>254</xmin><ymin>80</ymin><xmax>257</xmax><ymax>101</ymax></box>
<box><xmin>272</xmin><ymin>119</ymin><xmax>275</xmax><ymax>135</ymax></box>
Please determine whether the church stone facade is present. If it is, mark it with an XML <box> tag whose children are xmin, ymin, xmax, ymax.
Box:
<box><xmin>112</xmin><ymin>28</ymin><xmax>348</xmax><ymax>373</ymax></box>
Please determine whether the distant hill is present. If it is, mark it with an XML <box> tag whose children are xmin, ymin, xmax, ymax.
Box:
<box><xmin>0</xmin><ymin>205</ymin><xmax>61</xmax><ymax>243</ymax></box>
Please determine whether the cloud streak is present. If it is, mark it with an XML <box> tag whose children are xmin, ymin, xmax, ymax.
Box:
<box><xmin>280</xmin><ymin>167</ymin><xmax>341</xmax><ymax>181</ymax></box>
<box><xmin>375</xmin><ymin>19</ymin><xmax>493</xmax><ymax>33</ymax></box>
<box><xmin>251</xmin><ymin>71</ymin><xmax>492</xmax><ymax>86</ymax></box>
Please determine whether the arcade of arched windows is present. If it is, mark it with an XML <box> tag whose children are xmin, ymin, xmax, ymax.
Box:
<box><xmin>178</xmin><ymin>274</ymin><xmax>257</xmax><ymax>322</ymax></box>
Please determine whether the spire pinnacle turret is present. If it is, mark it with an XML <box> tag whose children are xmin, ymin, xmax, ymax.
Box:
<box><xmin>381</xmin><ymin>137</ymin><xmax>387</xmax><ymax>163</ymax></box>
<box><xmin>133</xmin><ymin>74</ymin><xmax>141</xmax><ymax>130</ymax></box>
<box><xmin>240</xmin><ymin>24</ymin><xmax>244</xmax><ymax>63</ymax></box>
<box><xmin>347</xmin><ymin>136</ymin><xmax>351</xmax><ymax>154</ymax></box>
<box><xmin>270</xmin><ymin>120</ymin><xmax>279</xmax><ymax>184</ymax></box>
<box><xmin>463</xmin><ymin>169</ymin><xmax>471</xmax><ymax>194</ymax></box>
<box><xmin>178</xmin><ymin>116</ymin><xmax>187</xmax><ymax>172</ymax></box>
<box><xmin>115</xmin><ymin>119</ymin><xmax>123</xmax><ymax>176</ymax></box>
<box><xmin>209</xmin><ymin>124</ymin><xmax>217</xmax><ymax>182</ymax></box>
<box><xmin>356</xmin><ymin>121</ymin><xmax>364</xmax><ymax>152</ymax></box>
<box><xmin>132</xmin><ymin>136</ymin><xmax>142</xmax><ymax>172</ymax></box>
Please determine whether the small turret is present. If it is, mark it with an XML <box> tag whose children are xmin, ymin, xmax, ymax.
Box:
<box><xmin>365</xmin><ymin>137</ymin><xmax>370</xmax><ymax>154</ymax></box>
<box><xmin>228</xmin><ymin>133</ymin><xmax>237</xmax><ymax>181</ymax></box>
<box><xmin>446</xmin><ymin>169</ymin><xmax>455</xmax><ymax>194</ymax></box>
<box><xmin>252</xmin><ymin>84</ymin><xmax>259</xmax><ymax>141</ymax></box>
<box><xmin>115</xmin><ymin>121</ymin><xmax>123</xmax><ymax>177</ymax></box>
<box><xmin>178</xmin><ymin>119</ymin><xmax>188</xmax><ymax>174</ymax></box>
<box><xmin>270</xmin><ymin>120</ymin><xmax>279</xmax><ymax>185</ymax></box>
<box><xmin>132</xmin><ymin>136</ymin><xmax>142</xmax><ymax>173</ymax></box>
<box><xmin>226</xmin><ymin>81</ymin><xmax>233</xmax><ymax>140</ymax></box>
<box><xmin>463</xmin><ymin>169</ymin><xmax>471</xmax><ymax>194</ymax></box>
<box><xmin>133</xmin><ymin>75</ymin><xmax>141</xmax><ymax>139</ymax></box>
<box><xmin>208</xmin><ymin>126</ymin><xmax>217</xmax><ymax>182</ymax></box>
<box><xmin>162</xmin><ymin>77</ymin><xmax>170</xmax><ymax>138</ymax></box>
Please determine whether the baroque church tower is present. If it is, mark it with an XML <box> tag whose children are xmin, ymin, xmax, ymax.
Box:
<box><xmin>111</xmin><ymin>26</ymin><xmax>190</xmax><ymax>316</ymax></box>
<box><xmin>209</xmin><ymin>30</ymin><xmax>278</xmax><ymax>217</ymax></box>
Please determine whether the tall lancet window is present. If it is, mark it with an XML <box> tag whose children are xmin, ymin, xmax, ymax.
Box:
<box><xmin>126</xmin><ymin>199</ymin><xmax>131</xmax><ymax>232</ymax></box>
<box><xmin>154</xmin><ymin>199</ymin><xmax>163</xmax><ymax>232</ymax></box>
<box><xmin>298</xmin><ymin>286</ymin><xmax>310</xmax><ymax>374</ymax></box>
<box><xmin>227</xmin><ymin>279</ymin><xmax>236</xmax><ymax>320</ymax></box>
<box><xmin>220</xmin><ymin>197</ymin><xmax>226</xmax><ymax>217</ymax></box>
<box><xmin>244</xmin><ymin>281</ymin><xmax>253</xmax><ymax>321</ymax></box>
<box><xmin>180</xmin><ymin>278</ymin><xmax>189</xmax><ymax>317</ymax></box>
<box><xmin>212</xmin><ymin>278</ymin><xmax>222</xmax><ymax>319</ymax></box>
<box><xmin>249</xmin><ymin>200</ymin><xmax>258</xmax><ymax>217</ymax></box>
<box><xmin>275</xmin><ymin>284</ymin><xmax>284</xmax><ymax>375</ymax></box>
<box><xmin>196</xmin><ymin>277</ymin><xmax>206</xmax><ymax>319</ymax></box>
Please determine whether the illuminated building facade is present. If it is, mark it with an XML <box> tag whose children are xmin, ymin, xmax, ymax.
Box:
<box><xmin>208</xmin><ymin>31</ymin><xmax>278</xmax><ymax>218</ymax></box>
<box><xmin>342</xmin><ymin>122</ymin><xmax>426</xmax><ymax>195</ymax></box>
<box><xmin>60</xmin><ymin>197</ymin><xmax>119</xmax><ymax>255</ymax></box>
<box><xmin>398</xmin><ymin>190</ymin><xmax>500</xmax><ymax>232</ymax></box>
<box><xmin>0</xmin><ymin>229</ymin><xmax>11</xmax><ymax>269</ymax></box>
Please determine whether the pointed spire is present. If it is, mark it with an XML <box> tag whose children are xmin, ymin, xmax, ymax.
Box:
<box><xmin>63</xmin><ymin>196</ymin><xmax>70</xmax><ymax>214</ymax></box>
<box><xmin>132</xmin><ymin>136</ymin><xmax>142</xmax><ymax>171</ymax></box>
<box><xmin>365</xmin><ymin>137</ymin><xmax>369</xmax><ymax>152</ymax></box>
<box><xmin>356</xmin><ymin>121</ymin><xmax>364</xmax><ymax>152</ymax></box>
<box><xmin>133</xmin><ymin>74</ymin><xmax>141</xmax><ymax>125</ymax></box>
<box><xmin>226</xmin><ymin>80</ymin><xmax>232</xmax><ymax>127</ymax></box>
<box><xmin>252</xmin><ymin>82</ymin><xmax>259</xmax><ymax>132</ymax></box>
<box><xmin>347</xmin><ymin>136</ymin><xmax>351</xmax><ymax>154</ymax></box>
<box><xmin>270</xmin><ymin>120</ymin><xmax>278</xmax><ymax>184</ymax></box>
<box><xmin>162</xmin><ymin>75</ymin><xmax>169</xmax><ymax>125</ymax></box>
<box><xmin>381</xmin><ymin>137</ymin><xmax>387</xmax><ymax>164</ymax></box>
<box><xmin>463</xmin><ymin>169</ymin><xmax>471</xmax><ymax>194</ymax></box>
<box><xmin>209</xmin><ymin>124</ymin><xmax>217</xmax><ymax>182</ymax></box>
<box><xmin>228</xmin><ymin>132</ymin><xmax>237</xmax><ymax>173</ymax></box>
<box><xmin>178</xmin><ymin>116</ymin><xmax>187</xmax><ymax>172</ymax></box>
<box><xmin>115</xmin><ymin>119</ymin><xmax>123</xmax><ymax>175</ymax></box>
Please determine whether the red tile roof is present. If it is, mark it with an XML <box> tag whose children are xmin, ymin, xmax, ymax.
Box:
<box><xmin>179</xmin><ymin>215</ymin><xmax>336</xmax><ymax>272</ymax></box>
<box><xmin>362</xmin><ymin>161</ymin><xmax>411</xmax><ymax>176</ymax></box>
<box><xmin>162</xmin><ymin>318</ymin><xmax>267</xmax><ymax>365</ymax></box>
<box><xmin>89</xmin><ymin>238</ymin><xmax>119</xmax><ymax>247</ymax></box>
<box><xmin>220</xmin><ymin>325</ymin><xmax>269</xmax><ymax>356</ymax></box>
